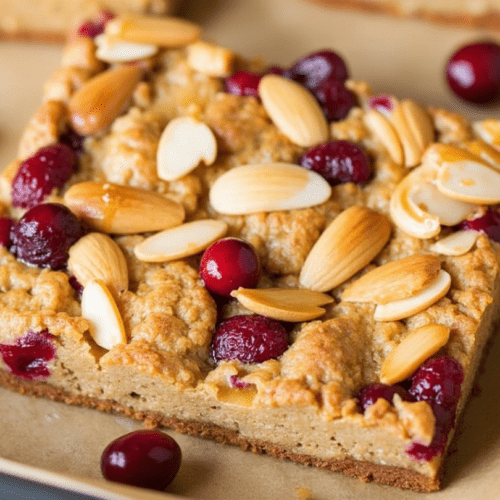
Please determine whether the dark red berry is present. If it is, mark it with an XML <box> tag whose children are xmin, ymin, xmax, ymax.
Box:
<box><xmin>459</xmin><ymin>210</ymin><xmax>500</xmax><ymax>242</ymax></box>
<box><xmin>11</xmin><ymin>203</ymin><xmax>85</xmax><ymax>270</ymax></box>
<box><xmin>367</xmin><ymin>94</ymin><xmax>394</xmax><ymax>113</ymax></box>
<box><xmin>356</xmin><ymin>382</ymin><xmax>412</xmax><ymax>413</ymax></box>
<box><xmin>224</xmin><ymin>71</ymin><xmax>262</xmax><ymax>98</ymax></box>
<box><xmin>200</xmin><ymin>237</ymin><xmax>261</xmax><ymax>297</ymax></box>
<box><xmin>288</xmin><ymin>50</ymin><xmax>348</xmax><ymax>90</ymax></box>
<box><xmin>0</xmin><ymin>330</ymin><xmax>56</xmax><ymax>380</ymax></box>
<box><xmin>266</xmin><ymin>65</ymin><xmax>287</xmax><ymax>76</ymax></box>
<box><xmin>101</xmin><ymin>430</ymin><xmax>181</xmax><ymax>491</ymax></box>
<box><xmin>312</xmin><ymin>78</ymin><xmax>357</xmax><ymax>122</ymax></box>
<box><xmin>299</xmin><ymin>140</ymin><xmax>372</xmax><ymax>185</ymax></box>
<box><xmin>446</xmin><ymin>41</ymin><xmax>500</xmax><ymax>103</ymax></box>
<box><xmin>11</xmin><ymin>144</ymin><xmax>77</xmax><ymax>209</ymax></box>
<box><xmin>229</xmin><ymin>374</ymin><xmax>253</xmax><ymax>389</ymax></box>
<box><xmin>69</xmin><ymin>275</ymin><xmax>84</xmax><ymax>295</ymax></box>
<box><xmin>0</xmin><ymin>217</ymin><xmax>14</xmax><ymax>247</ymax></box>
<box><xmin>60</xmin><ymin>128</ymin><xmax>85</xmax><ymax>155</ymax></box>
<box><xmin>211</xmin><ymin>314</ymin><xmax>289</xmax><ymax>363</ymax></box>
<box><xmin>77</xmin><ymin>9</ymin><xmax>115</xmax><ymax>38</ymax></box>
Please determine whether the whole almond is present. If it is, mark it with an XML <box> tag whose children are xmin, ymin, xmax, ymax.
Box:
<box><xmin>64</xmin><ymin>182</ymin><xmax>185</xmax><ymax>234</ymax></box>
<box><xmin>299</xmin><ymin>206</ymin><xmax>392</xmax><ymax>292</ymax></box>
<box><xmin>68</xmin><ymin>64</ymin><xmax>143</xmax><ymax>135</ymax></box>
<box><xmin>258</xmin><ymin>75</ymin><xmax>329</xmax><ymax>147</ymax></box>
<box><xmin>342</xmin><ymin>254</ymin><xmax>441</xmax><ymax>305</ymax></box>
<box><xmin>68</xmin><ymin>232</ymin><xmax>128</xmax><ymax>296</ymax></box>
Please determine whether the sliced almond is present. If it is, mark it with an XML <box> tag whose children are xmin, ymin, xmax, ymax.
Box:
<box><xmin>186</xmin><ymin>41</ymin><xmax>235</xmax><ymax>77</ymax></box>
<box><xmin>380</xmin><ymin>324</ymin><xmax>450</xmax><ymax>384</ymax></box>
<box><xmin>299</xmin><ymin>206</ymin><xmax>392</xmax><ymax>292</ymax></box>
<box><xmin>64</xmin><ymin>182</ymin><xmax>185</xmax><ymax>234</ymax></box>
<box><xmin>429</xmin><ymin>230</ymin><xmax>478</xmax><ymax>256</ymax></box>
<box><xmin>105</xmin><ymin>15</ymin><xmax>201</xmax><ymax>47</ymax></box>
<box><xmin>258</xmin><ymin>75</ymin><xmax>329</xmax><ymax>147</ymax></box>
<box><xmin>134</xmin><ymin>219</ymin><xmax>228</xmax><ymax>262</ymax></box>
<box><xmin>68</xmin><ymin>232</ymin><xmax>128</xmax><ymax>296</ymax></box>
<box><xmin>400</xmin><ymin>100</ymin><xmax>435</xmax><ymax>152</ymax></box>
<box><xmin>209</xmin><ymin>163</ymin><xmax>331</xmax><ymax>215</ymax></box>
<box><xmin>231</xmin><ymin>287</ymin><xmax>334</xmax><ymax>322</ymax></box>
<box><xmin>68</xmin><ymin>64</ymin><xmax>143</xmax><ymax>135</ymax></box>
<box><xmin>81</xmin><ymin>279</ymin><xmax>127</xmax><ymax>350</ymax></box>
<box><xmin>342</xmin><ymin>254</ymin><xmax>441</xmax><ymax>305</ymax></box>
<box><xmin>95</xmin><ymin>34</ymin><xmax>158</xmax><ymax>63</ymax></box>
<box><xmin>472</xmin><ymin>118</ymin><xmax>500</xmax><ymax>148</ymax></box>
<box><xmin>463</xmin><ymin>139</ymin><xmax>500</xmax><ymax>171</ymax></box>
<box><xmin>157</xmin><ymin>116</ymin><xmax>217</xmax><ymax>181</ymax></box>
<box><xmin>374</xmin><ymin>270</ymin><xmax>451</xmax><ymax>322</ymax></box>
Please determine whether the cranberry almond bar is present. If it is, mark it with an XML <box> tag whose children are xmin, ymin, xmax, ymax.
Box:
<box><xmin>1</xmin><ymin>14</ymin><xmax>500</xmax><ymax>493</ymax></box>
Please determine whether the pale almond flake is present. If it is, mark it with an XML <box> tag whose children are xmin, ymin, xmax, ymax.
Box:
<box><xmin>299</xmin><ymin>206</ymin><xmax>392</xmax><ymax>292</ymax></box>
<box><xmin>380</xmin><ymin>324</ymin><xmax>451</xmax><ymax>384</ymax></box>
<box><xmin>81</xmin><ymin>280</ymin><xmax>127</xmax><ymax>350</ymax></box>
<box><xmin>134</xmin><ymin>219</ymin><xmax>228</xmax><ymax>262</ymax></box>
<box><xmin>258</xmin><ymin>75</ymin><xmax>329</xmax><ymax>147</ymax></box>
<box><xmin>363</xmin><ymin>109</ymin><xmax>404</xmax><ymax>165</ymax></box>
<box><xmin>463</xmin><ymin>139</ymin><xmax>500</xmax><ymax>171</ymax></box>
<box><xmin>374</xmin><ymin>270</ymin><xmax>451</xmax><ymax>322</ymax></box>
<box><xmin>209</xmin><ymin>163</ymin><xmax>331</xmax><ymax>215</ymax></box>
<box><xmin>400</xmin><ymin>100</ymin><xmax>435</xmax><ymax>152</ymax></box>
<box><xmin>157</xmin><ymin>116</ymin><xmax>217</xmax><ymax>181</ymax></box>
<box><xmin>472</xmin><ymin>118</ymin><xmax>500</xmax><ymax>149</ymax></box>
<box><xmin>429</xmin><ymin>230</ymin><xmax>478</xmax><ymax>256</ymax></box>
<box><xmin>187</xmin><ymin>41</ymin><xmax>235</xmax><ymax>77</ymax></box>
<box><xmin>94</xmin><ymin>34</ymin><xmax>158</xmax><ymax>63</ymax></box>
<box><xmin>231</xmin><ymin>287</ymin><xmax>334</xmax><ymax>322</ymax></box>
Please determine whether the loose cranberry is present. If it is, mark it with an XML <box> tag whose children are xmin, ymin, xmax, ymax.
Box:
<box><xmin>356</xmin><ymin>383</ymin><xmax>413</xmax><ymax>413</ymax></box>
<box><xmin>299</xmin><ymin>140</ymin><xmax>372</xmax><ymax>185</ymax></box>
<box><xmin>211</xmin><ymin>314</ymin><xmax>289</xmax><ymax>363</ymax></box>
<box><xmin>0</xmin><ymin>330</ymin><xmax>56</xmax><ymax>380</ymax></box>
<box><xmin>288</xmin><ymin>50</ymin><xmax>349</xmax><ymax>90</ymax></box>
<box><xmin>101</xmin><ymin>430</ymin><xmax>181</xmax><ymax>491</ymax></box>
<box><xmin>445</xmin><ymin>41</ymin><xmax>500</xmax><ymax>103</ymax></box>
<box><xmin>11</xmin><ymin>144</ymin><xmax>77</xmax><ymax>209</ymax></box>
<box><xmin>11</xmin><ymin>203</ymin><xmax>85</xmax><ymax>270</ymax></box>
<box><xmin>459</xmin><ymin>210</ymin><xmax>500</xmax><ymax>243</ymax></box>
<box><xmin>313</xmin><ymin>78</ymin><xmax>357</xmax><ymax>122</ymax></box>
<box><xmin>224</xmin><ymin>71</ymin><xmax>262</xmax><ymax>98</ymax></box>
<box><xmin>0</xmin><ymin>217</ymin><xmax>14</xmax><ymax>247</ymax></box>
<box><xmin>199</xmin><ymin>237</ymin><xmax>261</xmax><ymax>297</ymax></box>
<box><xmin>77</xmin><ymin>9</ymin><xmax>115</xmax><ymax>39</ymax></box>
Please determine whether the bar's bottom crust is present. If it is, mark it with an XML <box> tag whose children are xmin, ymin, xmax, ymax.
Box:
<box><xmin>0</xmin><ymin>369</ymin><xmax>440</xmax><ymax>493</ymax></box>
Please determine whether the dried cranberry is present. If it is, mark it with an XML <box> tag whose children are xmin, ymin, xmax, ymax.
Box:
<box><xmin>211</xmin><ymin>314</ymin><xmax>289</xmax><ymax>363</ymax></box>
<box><xmin>69</xmin><ymin>275</ymin><xmax>84</xmax><ymax>295</ymax></box>
<box><xmin>229</xmin><ymin>374</ymin><xmax>253</xmax><ymax>389</ymax></box>
<box><xmin>200</xmin><ymin>237</ymin><xmax>261</xmax><ymax>297</ymax></box>
<box><xmin>77</xmin><ymin>9</ymin><xmax>115</xmax><ymax>39</ymax></box>
<box><xmin>266</xmin><ymin>65</ymin><xmax>287</xmax><ymax>76</ymax></box>
<box><xmin>11</xmin><ymin>144</ymin><xmax>77</xmax><ymax>209</ymax></box>
<box><xmin>0</xmin><ymin>330</ymin><xmax>56</xmax><ymax>380</ymax></box>
<box><xmin>0</xmin><ymin>217</ymin><xmax>14</xmax><ymax>247</ymax></box>
<box><xmin>445</xmin><ymin>41</ymin><xmax>500</xmax><ymax>103</ymax></box>
<box><xmin>367</xmin><ymin>94</ymin><xmax>394</xmax><ymax>113</ymax></box>
<box><xmin>312</xmin><ymin>78</ymin><xmax>357</xmax><ymax>122</ymax></box>
<box><xmin>101</xmin><ymin>430</ymin><xmax>181</xmax><ymax>491</ymax></box>
<box><xmin>356</xmin><ymin>383</ymin><xmax>413</xmax><ymax>413</ymax></box>
<box><xmin>224</xmin><ymin>71</ymin><xmax>262</xmax><ymax>98</ymax></box>
<box><xmin>299</xmin><ymin>140</ymin><xmax>372</xmax><ymax>185</ymax></box>
<box><xmin>60</xmin><ymin>128</ymin><xmax>85</xmax><ymax>156</ymax></box>
<box><xmin>459</xmin><ymin>210</ymin><xmax>500</xmax><ymax>242</ymax></box>
<box><xmin>11</xmin><ymin>203</ymin><xmax>84</xmax><ymax>270</ymax></box>
<box><xmin>288</xmin><ymin>50</ymin><xmax>348</xmax><ymax>90</ymax></box>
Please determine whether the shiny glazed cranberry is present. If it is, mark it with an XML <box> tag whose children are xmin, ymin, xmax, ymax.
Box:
<box><xmin>101</xmin><ymin>430</ymin><xmax>181</xmax><ymax>491</ymax></box>
<box><xmin>77</xmin><ymin>9</ymin><xmax>115</xmax><ymax>38</ymax></box>
<box><xmin>11</xmin><ymin>144</ymin><xmax>77</xmax><ymax>209</ymax></box>
<box><xmin>313</xmin><ymin>78</ymin><xmax>357</xmax><ymax>122</ymax></box>
<box><xmin>0</xmin><ymin>217</ymin><xmax>14</xmax><ymax>247</ymax></box>
<box><xmin>357</xmin><ymin>383</ymin><xmax>412</xmax><ymax>413</ymax></box>
<box><xmin>224</xmin><ymin>71</ymin><xmax>262</xmax><ymax>98</ymax></box>
<box><xmin>299</xmin><ymin>140</ymin><xmax>372</xmax><ymax>185</ymax></box>
<box><xmin>0</xmin><ymin>330</ymin><xmax>56</xmax><ymax>380</ymax></box>
<box><xmin>11</xmin><ymin>203</ymin><xmax>85</xmax><ymax>270</ymax></box>
<box><xmin>459</xmin><ymin>210</ymin><xmax>500</xmax><ymax>242</ymax></box>
<box><xmin>211</xmin><ymin>314</ymin><xmax>289</xmax><ymax>363</ymax></box>
<box><xmin>200</xmin><ymin>237</ymin><xmax>261</xmax><ymax>297</ymax></box>
<box><xmin>446</xmin><ymin>41</ymin><xmax>500</xmax><ymax>103</ymax></box>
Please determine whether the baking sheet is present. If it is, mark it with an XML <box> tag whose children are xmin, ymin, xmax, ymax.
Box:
<box><xmin>1</xmin><ymin>0</ymin><xmax>500</xmax><ymax>498</ymax></box>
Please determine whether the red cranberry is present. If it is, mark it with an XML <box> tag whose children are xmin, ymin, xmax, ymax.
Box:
<box><xmin>266</xmin><ymin>65</ymin><xmax>287</xmax><ymax>76</ymax></box>
<box><xmin>459</xmin><ymin>210</ymin><xmax>500</xmax><ymax>242</ymax></box>
<box><xmin>60</xmin><ymin>128</ymin><xmax>85</xmax><ymax>156</ymax></box>
<box><xmin>224</xmin><ymin>71</ymin><xmax>262</xmax><ymax>98</ymax></box>
<box><xmin>101</xmin><ymin>430</ymin><xmax>181</xmax><ymax>491</ymax></box>
<box><xmin>0</xmin><ymin>217</ymin><xmax>14</xmax><ymax>247</ymax></box>
<box><xmin>69</xmin><ymin>275</ymin><xmax>84</xmax><ymax>295</ymax></box>
<box><xmin>312</xmin><ymin>78</ymin><xmax>357</xmax><ymax>122</ymax></box>
<box><xmin>11</xmin><ymin>144</ymin><xmax>77</xmax><ymax>209</ymax></box>
<box><xmin>77</xmin><ymin>9</ymin><xmax>115</xmax><ymax>38</ymax></box>
<box><xmin>445</xmin><ymin>41</ymin><xmax>500</xmax><ymax>103</ymax></box>
<box><xmin>0</xmin><ymin>330</ymin><xmax>56</xmax><ymax>380</ymax></box>
<box><xmin>288</xmin><ymin>50</ymin><xmax>349</xmax><ymax>90</ymax></box>
<box><xmin>356</xmin><ymin>383</ymin><xmax>412</xmax><ymax>413</ymax></box>
<box><xmin>229</xmin><ymin>374</ymin><xmax>253</xmax><ymax>389</ymax></box>
<box><xmin>367</xmin><ymin>94</ymin><xmax>394</xmax><ymax>113</ymax></box>
<box><xmin>211</xmin><ymin>314</ymin><xmax>289</xmax><ymax>363</ymax></box>
<box><xmin>299</xmin><ymin>140</ymin><xmax>372</xmax><ymax>185</ymax></box>
<box><xmin>200</xmin><ymin>237</ymin><xmax>261</xmax><ymax>297</ymax></box>
<box><xmin>11</xmin><ymin>203</ymin><xmax>85</xmax><ymax>270</ymax></box>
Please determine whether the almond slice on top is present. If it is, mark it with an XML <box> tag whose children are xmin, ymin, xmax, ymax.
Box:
<box><xmin>95</xmin><ymin>34</ymin><xmax>158</xmax><ymax>63</ymax></box>
<box><xmin>374</xmin><ymin>270</ymin><xmax>451</xmax><ymax>322</ymax></box>
<box><xmin>429</xmin><ymin>230</ymin><xmax>478</xmax><ymax>256</ymax></box>
<box><xmin>81</xmin><ymin>280</ymin><xmax>127</xmax><ymax>350</ymax></box>
<box><xmin>209</xmin><ymin>163</ymin><xmax>331</xmax><ymax>215</ymax></box>
<box><xmin>134</xmin><ymin>219</ymin><xmax>228</xmax><ymax>262</ymax></box>
<box><xmin>380</xmin><ymin>324</ymin><xmax>450</xmax><ymax>384</ymax></box>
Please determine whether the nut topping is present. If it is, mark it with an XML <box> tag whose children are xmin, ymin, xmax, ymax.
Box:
<box><xmin>95</xmin><ymin>34</ymin><xmax>158</xmax><ymax>63</ymax></box>
<box><xmin>429</xmin><ymin>230</ymin><xmax>478</xmax><ymax>256</ymax></box>
<box><xmin>363</xmin><ymin>109</ymin><xmax>404</xmax><ymax>165</ymax></box>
